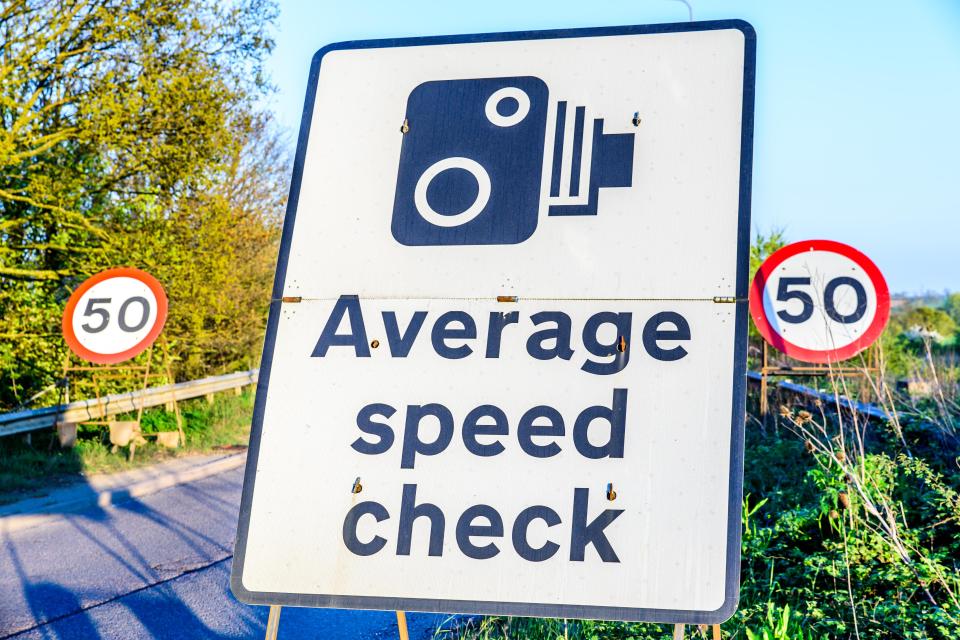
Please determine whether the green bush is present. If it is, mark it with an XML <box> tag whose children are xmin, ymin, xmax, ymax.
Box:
<box><xmin>450</xmin><ymin>376</ymin><xmax>960</xmax><ymax>640</ymax></box>
<box><xmin>745</xmin><ymin>604</ymin><xmax>823</xmax><ymax>640</ymax></box>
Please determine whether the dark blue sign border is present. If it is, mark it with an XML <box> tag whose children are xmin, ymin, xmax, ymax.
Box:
<box><xmin>231</xmin><ymin>18</ymin><xmax>756</xmax><ymax>625</ymax></box>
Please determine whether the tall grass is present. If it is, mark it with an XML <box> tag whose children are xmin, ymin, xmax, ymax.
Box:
<box><xmin>446</xmin><ymin>350</ymin><xmax>960</xmax><ymax>639</ymax></box>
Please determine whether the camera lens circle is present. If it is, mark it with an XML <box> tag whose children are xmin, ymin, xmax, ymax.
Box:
<box><xmin>485</xmin><ymin>87</ymin><xmax>530</xmax><ymax>127</ymax></box>
<box><xmin>496</xmin><ymin>97</ymin><xmax>520</xmax><ymax>117</ymax></box>
<box><xmin>414</xmin><ymin>157</ymin><xmax>491</xmax><ymax>228</ymax></box>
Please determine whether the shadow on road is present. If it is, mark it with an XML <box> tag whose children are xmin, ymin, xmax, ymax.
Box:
<box><xmin>1</xmin><ymin>463</ymin><xmax>452</xmax><ymax>639</ymax></box>
<box><xmin>13</xmin><ymin>582</ymin><xmax>101</xmax><ymax>640</ymax></box>
<box><xmin>0</xmin><ymin>473</ymin><xmax>264</xmax><ymax>639</ymax></box>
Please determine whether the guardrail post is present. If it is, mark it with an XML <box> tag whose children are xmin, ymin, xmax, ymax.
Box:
<box><xmin>57</xmin><ymin>422</ymin><xmax>77</xmax><ymax>448</ymax></box>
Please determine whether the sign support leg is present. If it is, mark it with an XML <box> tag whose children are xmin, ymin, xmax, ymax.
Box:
<box><xmin>670</xmin><ymin>623</ymin><xmax>719</xmax><ymax>639</ymax></box>
<box><xmin>264</xmin><ymin>605</ymin><xmax>282</xmax><ymax>640</ymax></box>
<box><xmin>760</xmin><ymin>341</ymin><xmax>769</xmax><ymax>428</ymax></box>
<box><xmin>159</xmin><ymin>335</ymin><xmax>185</xmax><ymax>445</ymax></box>
<box><xmin>396</xmin><ymin>610</ymin><xmax>409</xmax><ymax>640</ymax></box>
<box><xmin>128</xmin><ymin>347</ymin><xmax>153</xmax><ymax>462</ymax></box>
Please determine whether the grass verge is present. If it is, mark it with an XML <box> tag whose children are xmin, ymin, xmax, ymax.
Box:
<box><xmin>0</xmin><ymin>390</ymin><xmax>254</xmax><ymax>504</ymax></box>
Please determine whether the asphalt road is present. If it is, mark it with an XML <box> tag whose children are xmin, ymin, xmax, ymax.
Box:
<box><xmin>0</xmin><ymin>466</ymin><xmax>453</xmax><ymax>639</ymax></box>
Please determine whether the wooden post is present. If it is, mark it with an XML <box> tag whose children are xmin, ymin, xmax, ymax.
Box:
<box><xmin>62</xmin><ymin>353</ymin><xmax>71</xmax><ymax>406</ymax></box>
<box><xmin>396</xmin><ymin>610</ymin><xmax>410</xmax><ymax>640</ymax></box>
<box><xmin>128</xmin><ymin>348</ymin><xmax>153</xmax><ymax>461</ymax></box>
<box><xmin>760</xmin><ymin>340</ymin><xmax>770</xmax><ymax>430</ymax></box>
<box><xmin>160</xmin><ymin>336</ymin><xmax>185</xmax><ymax>446</ymax></box>
<box><xmin>671</xmin><ymin>622</ymin><xmax>719</xmax><ymax>639</ymax></box>
<box><xmin>859</xmin><ymin>342</ymin><xmax>878</xmax><ymax>402</ymax></box>
<box><xmin>135</xmin><ymin>347</ymin><xmax>152</xmax><ymax>426</ymax></box>
<box><xmin>264</xmin><ymin>605</ymin><xmax>281</xmax><ymax>640</ymax></box>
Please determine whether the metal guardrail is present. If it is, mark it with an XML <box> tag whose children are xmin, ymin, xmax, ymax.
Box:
<box><xmin>1</xmin><ymin>368</ymin><xmax>890</xmax><ymax>439</ymax></box>
<box><xmin>746</xmin><ymin>371</ymin><xmax>890</xmax><ymax>421</ymax></box>
<box><xmin>0</xmin><ymin>370</ymin><xmax>259</xmax><ymax>438</ymax></box>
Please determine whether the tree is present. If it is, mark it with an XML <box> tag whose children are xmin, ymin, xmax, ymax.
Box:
<box><xmin>895</xmin><ymin>307</ymin><xmax>958</xmax><ymax>345</ymax></box>
<box><xmin>749</xmin><ymin>228</ymin><xmax>786</xmax><ymax>282</ymax></box>
<box><xmin>108</xmin><ymin>113</ymin><xmax>288</xmax><ymax>380</ymax></box>
<box><xmin>748</xmin><ymin>229</ymin><xmax>787</xmax><ymax>349</ymax></box>
<box><xmin>0</xmin><ymin>0</ymin><xmax>282</xmax><ymax>408</ymax></box>
<box><xmin>943</xmin><ymin>292</ymin><xmax>960</xmax><ymax>326</ymax></box>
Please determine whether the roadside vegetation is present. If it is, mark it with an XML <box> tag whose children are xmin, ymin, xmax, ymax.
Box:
<box><xmin>2</xmin><ymin>2</ymin><xmax>958</xmax><ymax>636</ymax></box>
<box><xmin>440</xmin><ymin>353</ymin><xmax>960</xmax><ymax>639</ymax></box>
<box><xmin>440</xmin><ymin>234</ymin><xmax>960</xmax><ymax>639</ymax></box>
<box><xmin>0</xmin><ymin>389</ymin><xmax>254</xmax><ymax>502</ymax></box>
<box><xmin>0</xmin><ymin>0</ymin><xmax>287</xmax><ymax>411</ymax></box>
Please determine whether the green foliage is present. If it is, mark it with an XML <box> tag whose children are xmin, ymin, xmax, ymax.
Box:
<box><xmin>439</xmin><ymin>616</ymin><xmax>687</xmax><ymax>640</ymax></box>
<box><xmin>747</xmin><ymin>229</ymin><xmax>787</xmax><ymax>350</ymax></box>
<box><xmin>749</xmin><ymin>229</ymin><xmax>787</xmax><ymax>285</ymax></box>
<box><xmin>733</xmin><ymin>397</ymin><xmax>960</xmax><ymax>639</ymax></box>
<box><xmin>449</xmin><ymin>375</ymin><xmax>960</xmax><ymax>640</ymax></box>
<box><xmin>138</xmin><ymin>408</ymin><xmax>180</xmax><ymax>434</ymax></box>
<box><xmin>0</xmin><ymin>444</ymin><xmax>83</xmax><ymax>502</ymax></box>
<box><xmin>878</xmin><ymin>328</ymin><xmax>921</xmax><ymax>378</ymax></box>
<box><xmin>0</xmin><ymin>0</ymin><xmax>285</xmax><ymax>409</ymax></box>
<box><xmin>894</xmin><ymin>307</ymin><xmax>958</xmax><ymax>344</ymax></box>
<box><xmin>880</xmin><ymin>296</ymin><xmax>960</xmax><ymax>378</ymax></box>
<box><xmin>745</xmin><ymin>604</ymin><xmax>822</xmax><ymax>640</ymax></box>
<box><xmin>944</xmin><ymin>294</ymin><xmax>960</xmax><ymax>326</ymax></box>
<box><xmin>439</xmin><ymin>231</ymin><xmax>960</xmax><ymax>639</ymax></box>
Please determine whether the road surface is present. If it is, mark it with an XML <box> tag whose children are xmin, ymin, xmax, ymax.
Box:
<box><xmin>0</xmin><ymin>465</ymin><xmax>453</xmax><ymax>639</ymax></box>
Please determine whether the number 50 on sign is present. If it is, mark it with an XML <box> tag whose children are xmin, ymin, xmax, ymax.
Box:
<box><xmin>750</xmin><ymin>240</ymin><xmax>889</xmax><ymax>363</ymax></box>
<box><xmin>62</xmin><ymin>267</ymin><xmax>168</xmax><ymax>364</ymax></box>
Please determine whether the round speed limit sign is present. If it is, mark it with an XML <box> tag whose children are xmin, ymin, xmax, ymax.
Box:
<box><xmin>62</xmin><ymin>267</ymin><xmax>168</xmax><ymax>364</ymax></box>
<box><xmin>749</xmin><ymin>240</ymin><xmax>890</xmax><ymax>363</ymax></box>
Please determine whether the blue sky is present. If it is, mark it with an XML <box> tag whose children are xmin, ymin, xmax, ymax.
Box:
<box><xmin>263</xmin><ymin>1</ymin><xmax>960</xmax><ymax>295</ymax></box>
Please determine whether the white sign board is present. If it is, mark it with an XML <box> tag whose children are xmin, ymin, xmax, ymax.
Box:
<box><xmin>232</xmin><ymin>20</ymin><xmax>756</xmax><ymax>624</ymax></box>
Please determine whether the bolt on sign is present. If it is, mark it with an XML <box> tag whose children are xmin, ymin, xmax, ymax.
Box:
<box><xmin>750</xmin><ymin>240</ymin><xmax>890</xmax><ymax>363</ymax></box>
<box><xmin>232</xmin><ymin>21</ymin><xmax>756</xmax><ymax>624</ymax></box>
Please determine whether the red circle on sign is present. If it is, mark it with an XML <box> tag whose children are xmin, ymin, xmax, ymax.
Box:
<box><xmin>62</xmin><ymin>267</ymin><xmax>168</xmax><ymax>364</ymax></box>
<box><xmin>749</xmin><ymin>240</ymin><xmax>890</xmax><ymax>364</ymax></box>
